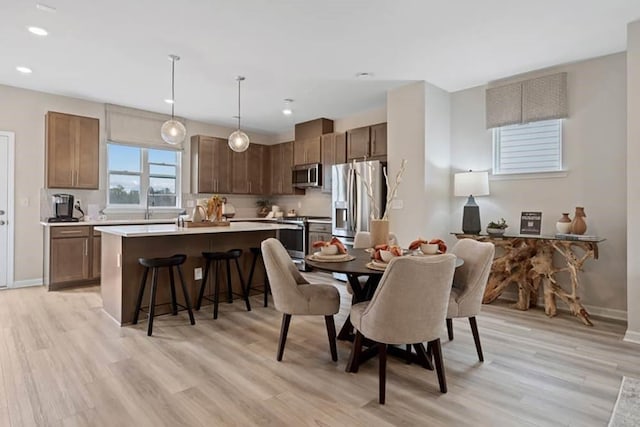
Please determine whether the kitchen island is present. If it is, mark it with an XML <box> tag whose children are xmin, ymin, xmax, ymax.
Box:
<box><xmin>95</xmin><ymin>222</ymin><xmax>296</xmax><ymax>325</ymax></box>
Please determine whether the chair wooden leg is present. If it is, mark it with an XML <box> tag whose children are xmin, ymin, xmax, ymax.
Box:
<box><xmin>430</xmin><ymin>339</ymin><xmax>447</xmax><ymax>393</ymax></box>
<box><xmin>263</xmin><ymin>278</ymin><xmax>270</xmax><ymax>308</ymax></box>
<box><xmin>168</xmin><ymin>266</ymin><xmax>178</xmax><ymax>315</ymax></box>
<box><xmin>277</xmin><ymin>314</ymin><xmax>292</xmax><ymax>361</ymax></box>
<box><xmin>176</xmin><ymin>265</ymin><xmax>196</xmax><ymax>325</ymax></box>
<box><xmin>469</xmin><ymin>316</ymin><xmax>484</xmax><ymax>362</ymax></box>
<box><xmin>379</xmin><ymin>343</ymin><xmax>387</xmax><ymax>404</ymax></box>
<box><xmin>132</xmin><ymin>267</ymin><xmax>148</xmax><ymax>325</ymax></box>
<box><xmin>346</xmin><ymin>330</ymin><xmax>364</xmax><ymax>373</ymax></box>
<box><xmin>324</xmin><ymin>316</ymin><xmax>338</xmax><ymax>362</ymax></box>
<box><xmin>147</xmin><ymin>268</ymin><xmax>159</xmax><ymax>336</ymax></box>
<box><xmin>196</xmin><ymin>260</ymin><xmax>211</xmax><ymax>310</ymax></box>
<box><xmin>446</xmin><ymin>318</ymin><xmax>453</xmax><ymax>341</ymax></box>
<box><xmin>405</xmin><ymin>344</ymin><xmax>412</xmax><ymax>364</ymax></box>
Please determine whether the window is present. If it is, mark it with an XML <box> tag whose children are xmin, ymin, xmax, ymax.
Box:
<box><xmin>493</xmin><ymin>119</ymin><xmax>563</xmax><ymax>175</ymax></box>
<box><xmin>107</xmin><ymin>143</ymin><xmax>181</xmax><ymax>208</ymax></box>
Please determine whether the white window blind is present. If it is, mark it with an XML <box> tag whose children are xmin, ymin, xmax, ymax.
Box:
<box><xmin>493</xmin><ymin>119</ymin><xmax>563</xmax><ymax>175</ymax></box>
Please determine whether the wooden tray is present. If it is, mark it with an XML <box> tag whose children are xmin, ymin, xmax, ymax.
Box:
<box><xmin>183</xmin><ymin>220</ymin><xmax>230</xmax><ymax>228</ymax></box>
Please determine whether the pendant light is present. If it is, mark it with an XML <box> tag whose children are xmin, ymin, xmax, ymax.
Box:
<box><xmin>228</xmin><ymin>76</ymin><xmax>250</xmax><ymax>152</ymax></box>
<box><xmin>160</xmin><ymin>54</ymin><xmax>186</xmax><ymax>145</ymax></box>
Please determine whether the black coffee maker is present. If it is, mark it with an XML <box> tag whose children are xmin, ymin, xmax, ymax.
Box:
<box><xmin>48</xmin><ymin>194</ymin><xmax>78</xmax><ymax>222</ymax></box>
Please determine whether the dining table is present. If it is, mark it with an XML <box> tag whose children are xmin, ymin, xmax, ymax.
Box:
<box><xmin>305</xmin><ymin>248</ymin><xmax>463</xmax><ymax>373</ymax></box>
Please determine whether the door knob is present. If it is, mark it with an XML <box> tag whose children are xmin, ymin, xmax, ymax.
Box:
<box><xmin>0</xmin><ymin>220</ymin><xmax>5</xmax><ymax>225</ymax></box>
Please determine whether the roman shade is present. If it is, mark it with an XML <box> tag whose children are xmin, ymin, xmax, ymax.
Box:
<box><xmin>105</xmin><ymin>104</ymin><xmax>186</xmax><ymax>150</ymax></box>
<box><xmin>486</xmin><ymin>72</ymin><xmax>568</xmax><ymax>129</ymax></box>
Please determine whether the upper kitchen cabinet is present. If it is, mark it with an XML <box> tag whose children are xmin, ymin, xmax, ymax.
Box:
<box><xmin>293</xmin><ymin>118</ymin><xmax>333</xmax><ymax>166</ymax></box>
<box><xmin>231</xmin><ymin>143</ymin><xmax>267</xmax><ymax>194</ymax></box>
<box><xmin>321</xmin><ymin>132</ymin><xmax>346</xmax><ymax>193</ymax></box>
<box><xmin>46</xmin><ymin>111</ymin><xmax>99</xmax><ymax>189</ymax></box>
<box><xmin>346</xmin><ymin>122</ymin><xmax>387</xmax><ymax>161</ymax></box>
<box><xmin>191</xmin><ymin>135</ymin><xmax>232</xmax><ymax>194</ymax></box>
<box><xmin>270</xmin><ymin>141</ymin><xmax>302</xmax><ymax>195</ymax></box>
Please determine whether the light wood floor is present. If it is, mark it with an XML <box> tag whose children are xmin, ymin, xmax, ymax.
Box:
<box><xmin>0</xmin><ymin>273</ymin><xmax>638</xmax><ymax>427</ymax></box>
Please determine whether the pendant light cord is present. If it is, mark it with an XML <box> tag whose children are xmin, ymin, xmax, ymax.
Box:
<box><xmin>237</xmin><ymin>77</ymin><xmax>241</xmax><ymax>130</ymax></box>
<box><xmin>171</xmin><ymin>58</ymin><xmax>176</xmax><ymax>119</ymax></box>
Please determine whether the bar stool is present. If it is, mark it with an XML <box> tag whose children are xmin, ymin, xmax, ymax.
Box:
<box><xmin>133</xmin><ymin>254</ymin><xmax>196</xmax><ymax>336</ymax></box>
<box><xmin>246</xmin><ymin>247</ymin><xmax>271</xmax><ymax>307</ymax></box>
<box><xmin>196</xmin><ymin>249</ymin><xmax>251</xmax><ymax>319</ymax></box>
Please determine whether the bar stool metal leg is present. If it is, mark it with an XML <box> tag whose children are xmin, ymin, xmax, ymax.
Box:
<box><xmin>225</xmin><ymin>259</ymin><xmax>233</xmax><ymax>303</ymax></box>
<box><xmin>196</xmin><ymin>259</ymin><xmax>211</xmax><ymax>310</ymax></box>
<box><xmin>176</xmin><ymin>264</ymin><xmax>196</xmax><ymax>325</ymax></box>
<box><xmin>168</xmin><ymin>266</ymin><xmax>178</xmax><ymax>315</ymax></box>
<box><xmin>213</xmin><ymin>260</ymin><xmax>221</xmax><ymax>319</ymax></box>
<box><xmin>234</xmin><ymin>257</ymin><xmax>251</xmax><ymax>312</ymax></box>
<box><xmin>132</xmin><ymin>267</ymin><xmax>149</xmax><ymax>325</ymax></box>
<box><xmin>147</xmin><ymin>267</ymin><xmax>159</xmax><ymax>336</ymax></box>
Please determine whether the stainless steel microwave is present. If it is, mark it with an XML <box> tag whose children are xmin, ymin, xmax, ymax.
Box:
<box><xmin>292</xmin><ymin>163</ymin><xmax>322</xmax><ymax>188</ymax></box>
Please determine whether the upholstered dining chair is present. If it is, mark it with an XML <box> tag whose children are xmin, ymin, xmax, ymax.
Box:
<box><xmin>446</xmin><ymin>238</ymin><xmax>495</xmax><ymax>362</ymax></box>
<box><xmin>353</xmin><ymin>231</ymin><xmax>398</xmax><ymax>249</ymax></box>
<box><xmin>261</xmin><ymin>238</ymin><xmax>341</xmax><ymax>362</ymax></box>
<box><xmin>349</xmin><ymin>255</ymin><xmax>456</xmax><ymax>404</ymax></box>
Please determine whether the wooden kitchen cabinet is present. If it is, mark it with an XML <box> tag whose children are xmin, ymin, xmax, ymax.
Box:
<box><xmin>191</xmin><ymin>135</ymin><xmax>232</xmax><ymax>194</ymax></box>
<box><xmin>46</xmin><ymin>111</ymin><xmax>99</xmax><ymax>189</ymax></box>
<box><xmin>293</xmin><ymin>137</ymin><xmax>321</xmax><ymax>166</ymax></box>
<box><xmin>50</xmin><ymin>226</ymin><xmax>91</xmax><ymax>287</ymax></box>
<box><xmin>231</xmin><ymin>143</ymin><xmax>267</xmax><ymax>194</ymax></box>
<box><xmin>321</xmin><ymin>132</ymin><xmax>346</xmax><ymax>193</ymax></box>
<box><xmin>346</xmin><ymin>123</ymin><xmax>387</xmax><ymax>161</ymax></box>
<box><xmin>91</xmin><ymin>230</ymin><xmax>101</xmax><ymax>280</ymax></box>
<box><xmin>370</xmin><ymin>123</ymin><xmax>387</xmax><ymax>158</ymax></box>
<box><xmin>269</xmin><ymin>141</ymin><xmax>301</xmax><ymax>195</ymax></box>
<box><xmin>231</xmin><ymin>149</ymin><xmax>249</xmax><ymax>193</ymax></box>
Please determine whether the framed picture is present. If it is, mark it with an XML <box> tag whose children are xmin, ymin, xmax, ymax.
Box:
<box><xmin>520</xmin><ymin>211</ymin><xmax>542</xmax><ymax>235</ymax></box>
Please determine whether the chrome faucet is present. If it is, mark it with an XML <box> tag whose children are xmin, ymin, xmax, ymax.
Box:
<box><xmin>145</xmin><ymin>187</ymin><xmax>153</xmax><ymax>219</ymax></box>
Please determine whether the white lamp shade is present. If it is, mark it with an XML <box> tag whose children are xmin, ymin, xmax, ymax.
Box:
<box><xmin>160</xmin><ymin>119</ymin><xmax>186</xmax><ymax>145</ymax></box>
<box><xmin>228</xmin><ymin>130</ymin><xmax>250</xmax><ymax>152</ymax></box>
<box><xmin>454</xmin><ymin>171</ymin><xmax>490</xmax><ymax>197</ymax></box>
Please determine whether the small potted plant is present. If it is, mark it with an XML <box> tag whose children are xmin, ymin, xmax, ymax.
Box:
<box><xmin>256</xmin><ymin>199</ymin><xmax>271</xmax><ymax>218</ymax></box>
<box><xmin>486</xmin><ymin>218</ymin><xmax>508</xmax><ymax>236</ymax></box>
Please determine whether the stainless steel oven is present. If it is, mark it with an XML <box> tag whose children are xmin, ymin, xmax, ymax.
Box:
<box><xmin>277</xmin><ymin>218</ymin><xmax>308</xmax><ymax>271</ymax></box>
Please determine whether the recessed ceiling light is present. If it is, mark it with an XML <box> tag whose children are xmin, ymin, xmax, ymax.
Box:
<box><xmin>164</xmin><ymin>98</ymin><xmax>174</xmax><ymax>104</ymax></box>
<box><xmin>27</xmin><ymin>26</ymin><xmax>48</xmax><ymax>36</ymax></box>
<box><xmin>282</xmin><ymin>99</ymin><xmax>293</xmax><ymax>116</ymax></box>
<box><xmin>16</xmin><ymin>66</ymin><xmax>33</xmax><ymax>74</ymax></box>
<box><xmin>356</xmin><ymin>72</ymin><xmax>373</xmax><ymax>79</ymax></box>
<box><xmin>36</xmin><ymin>3</ymin><xmax>57</xmax><ymax>13</ymax></box>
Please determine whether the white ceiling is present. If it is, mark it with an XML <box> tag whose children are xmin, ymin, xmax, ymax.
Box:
<box><xmin>1</xmin><ymin>0</ymin><xmax>639</xmax><ymax>135</ymax></box>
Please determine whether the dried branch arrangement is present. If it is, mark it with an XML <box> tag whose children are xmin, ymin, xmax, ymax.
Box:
<box><xmin>352</xmin><ymin>159</ymin><xmax>408</xmax><ymax>220</ymax></box>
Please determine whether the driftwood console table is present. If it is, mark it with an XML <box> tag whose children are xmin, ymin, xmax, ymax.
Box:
<box><xmin>453</xmin><ymin>233</ymin><xmax>605</xmax><ymax>326</ymax></box>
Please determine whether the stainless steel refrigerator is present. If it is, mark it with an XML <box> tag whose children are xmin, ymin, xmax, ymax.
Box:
<box><xmin>331</xmin><ymin>160</ymin><xmax>386</xmax><ymax>248</ymax></box>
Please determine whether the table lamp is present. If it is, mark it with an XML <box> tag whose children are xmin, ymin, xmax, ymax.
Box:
<box><xmin>454</xmin><ymin>171</ymin><xmax>490</xmax><ymax>234</ymax></box>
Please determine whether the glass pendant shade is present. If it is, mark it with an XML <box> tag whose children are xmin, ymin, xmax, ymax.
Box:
<box><xmin>228</xmin><ymin>129</ymin><xmax>250</xmax><ymax>152</ymax></box>
<box><xmin>161</xmin><ymin>119</ymin><xmax>186</xmax><ymax>145</ymax></box>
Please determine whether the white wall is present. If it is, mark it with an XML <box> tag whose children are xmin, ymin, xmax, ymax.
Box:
<box><xmin>450</xmin><ymin>53</ymin><xmax>628</xmax><ymax>316</ymax></box>
<box><xmin>0</xmin><ymin>84</ymin><xmax>274</xmax><ymax>285</ymax></box>
<box><xmin>626</xmin><ymin>21</ymin><xmax>640</xmax><ymax>341</ymax></box>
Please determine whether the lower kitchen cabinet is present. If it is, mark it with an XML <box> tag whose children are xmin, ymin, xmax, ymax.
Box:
<box><xmin>49</xmin><ymin>226</ymin><xmax>93</xmax><ymax>289</ymax></box>
<box><xmin>307</xmin><ymin>222</ymin><xmax>333</xmax><ymax>255</ymax></box>
<box><xmin>92</xmin><ymin>230</ymin><xmax>101</xmax><ymax>280</ymax></box>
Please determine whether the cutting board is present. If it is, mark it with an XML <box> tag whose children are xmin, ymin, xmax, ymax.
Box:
<box><xmin>183</xmin><ymin>220</ymin><xmax>230</xmax><ymax>228</ymax></box>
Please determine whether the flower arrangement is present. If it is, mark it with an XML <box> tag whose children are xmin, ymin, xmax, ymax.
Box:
<box><xmin>354</xmin><ymin>158</ymin><xmax>408</xmax><ymax>220</ymax></box>
<box><xmin>487</xmin><ymin>218</ymin><xmax>508</xmax><ymax>229</ymax></box>
<box><xmin>207</xmin><ymin>195</ymin><xmax>224</xmax><ymax>222</ymax></box>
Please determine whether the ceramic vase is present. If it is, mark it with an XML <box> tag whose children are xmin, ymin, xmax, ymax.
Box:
<box><xmin>370</xmin><ymin>219</ymin><xmax>390</xmax><ymax>247</ymax></box>
<box><xmin>570</xmin><ymin>207</ymin><xmax>587</xmax><ymax>235</ymax></box>
<box><xmin>556</xmin><ymin>213</ymin><xmax>572</xmax><ymax>234</ymax></box>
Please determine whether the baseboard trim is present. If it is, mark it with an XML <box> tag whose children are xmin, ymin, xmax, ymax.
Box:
<box><xmin>498</xmin><ymin>291</ymin><xmax>627</xmax><ymax>322</ymax></box>
<box><xmin>12</xmin><ymin>278</ymin><xmax>44</xmax><ymax>288</ymax></box>
<box><xmin>623</xmin><ymin>330</ymin><xmax>640</xmax><ymax>344</ymax></box>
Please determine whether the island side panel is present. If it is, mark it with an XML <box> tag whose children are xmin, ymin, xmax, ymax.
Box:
<box><xmin>101</xmin><ymin>232</ymin><xmax>124</xmax><ymax>324</ymax></box>
<box><xmin>119</xmin><ymin>230</ymin><xmax>276</xmax><ymax>325</ymax></box>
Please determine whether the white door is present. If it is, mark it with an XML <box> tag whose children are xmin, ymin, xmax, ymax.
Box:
<box><xmin>0</xmin><ymin>132</ymin><xmax>13</xmax><ymax>288</ymax></box>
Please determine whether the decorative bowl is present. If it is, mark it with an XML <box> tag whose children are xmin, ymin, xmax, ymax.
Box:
<box><xmin>420</xmin><ymin>243</ymin><xmax>439</xmax><ymax>254</ymax></box>
<box><xmin>320</xmin><ymin>245</ymin><xmax>339</xmax><ymax>255</ymax></box>
<box><xmin>379</xmin><ymin>250</ymin><xmax>396</xmax><ymax>263</ymax></box>
<box><xmin>486</xmin><ymin>227</ymin><xmax>506</xmax><ymax>236</ymax></box>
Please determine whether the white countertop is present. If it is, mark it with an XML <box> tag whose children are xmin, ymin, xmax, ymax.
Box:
<box><xmin>40</xmin><ymin>218</ymin><xmax>176</xmax><ymax>227</ymax></box>
<box><xmin>95</xmin><ymin>221</ymin><xmax>297</xmax><ymax>237</ymax></box>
